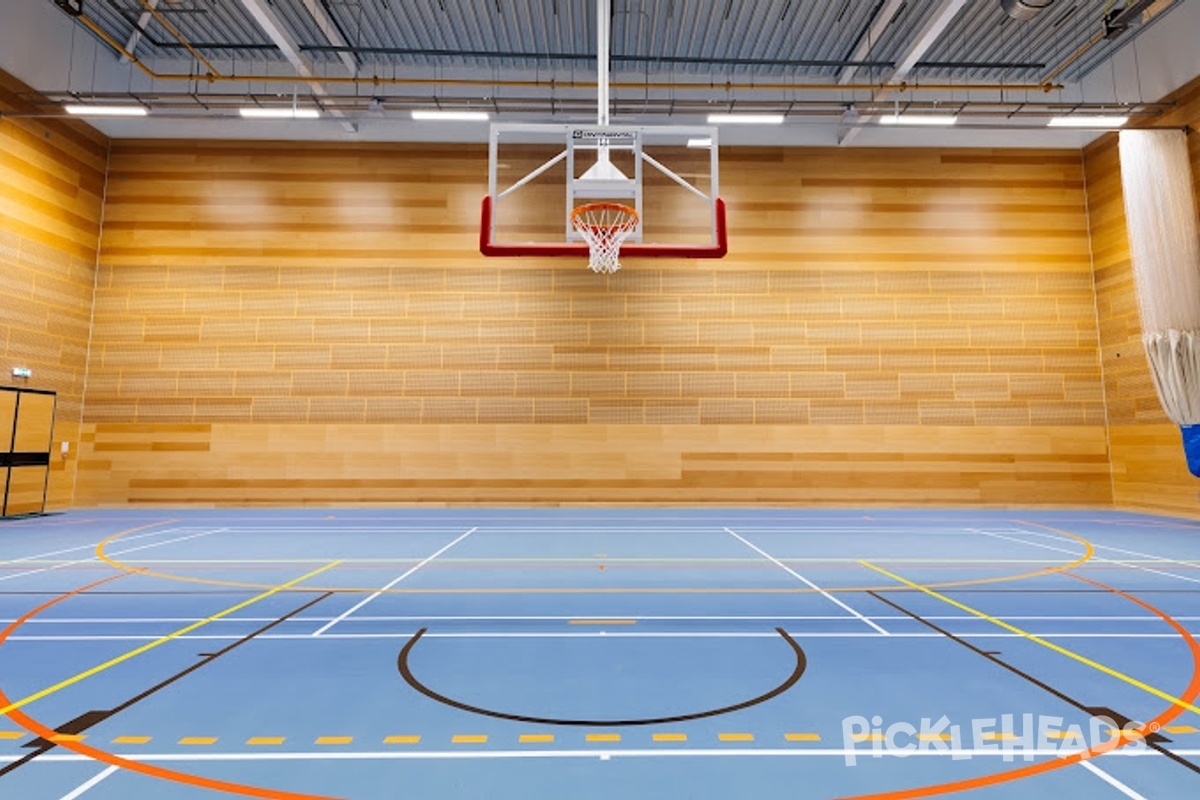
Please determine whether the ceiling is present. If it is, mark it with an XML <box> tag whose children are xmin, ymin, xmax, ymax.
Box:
<box><xmin>2</xmin><ymin>0</ymin><xmax>1198</xmax><ymax>145</ymax></box>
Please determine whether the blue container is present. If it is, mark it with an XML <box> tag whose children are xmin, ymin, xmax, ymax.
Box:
<box><xmin>1184</xmin><ymin>425</ymin><xmax>1200</xmax><ymax>478</ymax></box>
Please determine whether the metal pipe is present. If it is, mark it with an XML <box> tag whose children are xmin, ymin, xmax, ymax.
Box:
<box><xmin>135</xmin><ymin>0</ymin><xmax>223</xmax><ymax>78</ymax></box>
<box><xmin>75</xmin><ymin>13</ymin><xmax>1064</xmax><ymax>93</ymax></box>
<box><xmin>597</xmin><ymin>0</ymin><xmax>609</xmax><ymax>126</ymax></box>
<box><xmin>1039</xmin><ymin>29</ymin><xmax>1106</xmax><ymax>87</ymax></box>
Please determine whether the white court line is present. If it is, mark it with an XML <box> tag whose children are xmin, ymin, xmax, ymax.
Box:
<box><xmin>1079</xmin><ymin>760</ymin><xmax>1150</xmax><ymax>799</ymax></box>
<box><xmin>6</xmin><ymin>747</ymin><xmax>1200</xmax><ymax>764</ymax></box>
<box><xmin>311</xmin><ymin>527</ymin><xmax>477</xmax><ymax>637</ymax></box>
<box><xmin>12</xmin><ymin>632</ymin><xmax>1200</xmax><ymax>642</ymax></box>
<box><xmin>724</xmin><ymin>527</ymin><xmax>889</xmax><ymax>635</ymax></box>
<box><xmin>977</xmin><ymin>529</ymin><xmax>1200</xmax><ymax>587</ymax></box>
<box><xmin>8</xmin><ymin>614</ymin><xmax>1200</xmax><ymax>625</ymax></box>
<box><xmin>0</xmin><ymin>525</ymin><xmax>186</xmax><ymax>567</ymax></box>
<box><xmin>0</xmin><ymin>528</ymin><xmax>225</xmax><ymax>584</ymax></box>
<box><xmin>58</xmin><ymin>765</ymin><xmax>119</xmax><ymax>800</ymax></box>
<box><xmin>1019</xmin><ymin>530</ymin><xmax>1200</xmax><ymax>585</ymax></box>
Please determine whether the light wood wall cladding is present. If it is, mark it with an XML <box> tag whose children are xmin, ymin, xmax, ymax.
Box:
<box><xmin>0</xmin><ymin>70</ymin><xmax>108</xmax><ymax>509</ymax></box>
<box><xmin>1082</xmin><ymin>74</ymin><xmax>1200</xmax><ymax>517</ymax></box>
<box><xmin>76</xmin><ymin>423</ymin><xmax>1112</xmax><ymax>507</ymax></box>
<box><xmin>78</xmin><ymin>138</ymin><xmax>1111</xmax><ymax>505</ymax></box>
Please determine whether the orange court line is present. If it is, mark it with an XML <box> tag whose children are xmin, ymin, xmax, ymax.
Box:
<box><xmin>835</xmin><ymin>569</ymin><xmax>1200</xmax><ymax>800</ymax></box>
<box><xmin>0</xmin><ymin>532</ymin><xmax>346</xmax><ymax>800</ymax></box>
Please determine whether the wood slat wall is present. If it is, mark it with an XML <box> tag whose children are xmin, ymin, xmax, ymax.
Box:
<box><xmin>0</xmin><ymin>70</ymin><xmax>108</xmax><ymax>510</ymax></box>
<box><xmin>1083</xmin><ymin>73</ymin><xmax>1200</xmax><ymax>518</ymax></box>
<box><xmin>75</xmin><ymin>138</ymin><xmax>1112</xmax><ymax>506</ymax></box>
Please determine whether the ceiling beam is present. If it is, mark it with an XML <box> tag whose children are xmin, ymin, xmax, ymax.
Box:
<box><xmin>838</xmin><ymin>0</ymin><xmax>907</xmax><ymax>85</ymax></box>
<box><xmin>120</xmin><ymin>0</ymin><xmax>159</xmax><ymax>63</ymax></box>
<box><xmin>237</xmin><ymin>0</ymin><xmax>358</xmax><ymax>132</ymax></box>
<box><xmin>839</xmin><ymin>0</ymin><xmax>970</xmax><ymax>145</ymax></box>
<box><xmin>299</xmin><ymin>0</ymin><xmax>358</xmax><ymax>77</ymax></box>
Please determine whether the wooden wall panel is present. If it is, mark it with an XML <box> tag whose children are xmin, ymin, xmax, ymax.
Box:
<box><xmin>76</xmin><ymin>422</ymin><xmax>1111</xmax><ymax>508</ymax></box>
<box><xmin>1082</xmin><ymin>73</ymin><xmax>1200</xmax><ymax>517</ymax></box>
<box><xmin>0</xmin><ymin>70</ymin><xmax>108</xmax><ymax>509</ymax></box>
<box><xmin>74</xmin><ymin>136</ymin><xmax>1111</xmax><ymax>506</ymax></box>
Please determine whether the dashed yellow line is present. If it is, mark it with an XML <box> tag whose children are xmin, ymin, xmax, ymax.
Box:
<box><xmin>784</xmin><ymin>733</ymin><xmax>821</xmax><ymax>742</ymax></box>
<box><xmin>852</xmin><ymin>733</ymin><xmax>885</xmax><ymax>742</ymax></box>
<box><xmin>384</xmin><ymin>735</ymin><xmax>421</xmax><ymax>745</ymax></box>
<box><xmin>1166</xmin><ymin>725</ymin><xmax>1200</xmax><ymax>734</ymax></box>
<box><xmin>918</xmin><ymin>733</ymin><xmax>953</xmax><ymax>742</ymax></box>
<box><xmin>718</xmin><ymin>733</ymin><xmax>754</xmax><ymax>742</ymax></box>
<box><xmin>112</xmin><ymin>736</ymin><xmax>151</xmax><ymax>745</ymax></box>
<box><xmin>451</xmin><ymin>735</ymin><xmax>488</xmax><ymax>744</ymax></box>
<box><xmin>0</xmin><ymin>731</ymin><xmax>24</xmax><ymax>740</ymax></box>
<box><xmin>178</xmin><ymin>737</ymin><xmax>217</xmax><ymax>746</ymax></box>
<box><xmin>246</xmin><ymin>737</ymin><xmax>286</xmax><ymax>746</ymax></box>
<box><xmin>315</xmin><ymin>736</ymin><xmax>353</xmax><ymax>745</ymax></box>
<box><xmin>49</xmin><ymin>734</ymin><xmax>85</xmax><ymax>743</ymax></box>
<box><xmin>518</xmin><ymin>734</ymin><xmax>555</xmax><ymax>743</ymax></box>
<box><xmin>586</xmin><ymin>733</ymin><xmax>621</xmax><ymax>743</ymax></box>
<box><xmin>652</xmin><ymin>733</ymin><xmax>687</xmax><ymax>742</ymax></box>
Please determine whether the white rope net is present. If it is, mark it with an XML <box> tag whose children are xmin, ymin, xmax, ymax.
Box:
<box><xmin>1119</xmin><ymin>129</ymin><xmax>1200</xmax><ymax>426</ymax></box>
<box><xmin>571</xmin><ymin>202</ymin><xmax>639</xmax><ymax>275</ymax></box>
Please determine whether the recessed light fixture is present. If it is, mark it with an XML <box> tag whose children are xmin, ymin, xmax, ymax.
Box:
<box><xmin>686</xmin><ymin>138</ymin><xmax>713</xmax><ymax>148</ymax></box>
<box><xmin>879</xmin><ymin>114</ymin><xmax>958</xmax><ymax>126</ymax></box>
<box><xmin>411</xmin><ymin>110</ymin><xmax>491</xmax><ymax>121</ymax></box>
<box><xmin>706</xmin><ymin>113</ymin><xmax>784</xmax><ymax>124</ymax></box>
<box><xmin>63</xmin><ymin>105</ymin><xmax>148</xmax><ymax>117</ymax></box>
<box><xmin>239</xmin><ymin>107</ymin><xmax>321</xmax><ymax>119</ymax></box>
<box><xmin>1047</xmin><ymin>115</ymin><xmax>1130</xmax><ymax>128</ymax></box>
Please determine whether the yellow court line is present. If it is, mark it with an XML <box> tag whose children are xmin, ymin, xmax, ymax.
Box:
<box><xmin>94</xmin><ymin>525</ymin><xmax>1095</xmax><ymax>596</ymax></box>
<box><xmin>0</xmin><ymin>731</ymin><xmax>24</xmax><ymax>740</ymax></box>
<box><xmin>860</xmin><ymin>560</ymin><xmax>1200</xmax><ymax>716</ymax></box>
<box><xmin>1166</xmin><ymin>726</ymin><xmax>1199</xmax><ymax>734</ymax></box>
<box><xmin>451</xmin><ymin>735</ymin><xmax>488</xmax><ymax>744</ymax></box>
<box><xmin>178</xmin><ymin>737</ymin><xmax>217</xmax><ymax>746</ymax></box>
<box><xmin>246</xmin><ymin>737</ymin><xmax>285</xmax><ymax>746</ymax></box>
<box><xmin>519</xmin><ymin>734</ymin><xmax>555</xmax><ymax>743</ymax></box>
<box><xmin>315</xmin><ymin>737</ymin><xmax>353</xmax><ymax>745</ymax></box>
<box><xmin>112</xmin><ymin>736</ymin><xmax>151</xmax><ymax>745</ymax></box>
<box><xmin>785</xmin><ymin>733</ymin><xmax>821</xmax><ymax>742</ymax></box>
<box><xmin>49</xmin><ymin>734</ymin><xmax>86</xmax><ymax>742</ymax></box>
<box><xmin>718</xmin><ymin>733</ymin><xmax>754</xmax><ymax>742</ymax></box>
<box><xmin>652</xmin><ymin>733</ymin><xmax>687</xmax><ymax>742</ymax></box>
<box><xmin>384</xmin><ymin>736</ymin><xmax>421</xmax><ymax>744</ymax></box>
<box><xmin>586</xmin><ymin>733</ymin><xmax>621</xmax><ymax>743</ymax></box>
<box><xmin>0</xmin><ymin>560</ymin><xmax>341</xmax><ymax>718</ymax></box>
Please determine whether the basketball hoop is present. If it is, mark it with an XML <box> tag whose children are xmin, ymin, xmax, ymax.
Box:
<box><xmin>570</xmin><ymin>202</ymin><xmax>639</xmax><ymax>274</ymax></box>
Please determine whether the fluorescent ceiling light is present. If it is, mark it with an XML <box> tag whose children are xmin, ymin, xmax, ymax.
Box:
<box><xmin>879</xmin><ymin>114</ymin><xmax>958</xmax><ymax>126</ymax></box>
<box><xmin>1047</xmin><ymin>115</ymin><xmax>1129</xmax><ymax>128</ymax></box>
<box><xmin>706</xmin><ymin>113</ymin><xmax>784</xmax><ymax>124</ymax></box>
<box><xmin>686</xmin><ymin>138</ymin><xmax>713</xmax><ymax>148</ymax></box>
<box><xmin>411</xmin><ymin>110</ymin><xmax>490</xmax><ymax>121</ymax></box>
<box><xmin>239</xmin><ymin>107</ymin><xmax>321</xmax><ymax>119</ymax></box>
<box><xmin>63</xmin><ymin>105</ymin><xmax>147</xmax><ymax>117</ymax></box>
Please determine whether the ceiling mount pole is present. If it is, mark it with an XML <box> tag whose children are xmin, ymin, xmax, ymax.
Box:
<box><xmin>597</xmin><ymin>0</ymin><xmax>610</xmax><ymax>126</ymax></box>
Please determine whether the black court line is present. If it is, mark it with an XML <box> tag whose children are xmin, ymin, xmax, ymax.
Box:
<box><xmin>0</xmin><ymin>591</ymin><xmax>333</xmax><ymax>779</ymax></box>
<box><xmin>869</xmin><ymin>591</ymin><xmax>1200</xmax><ymax>779</ymax></box>
<box><xmin>397</xmin><ymin>626</ymin><xmax>806</xmax><ymax>727</ymax></box>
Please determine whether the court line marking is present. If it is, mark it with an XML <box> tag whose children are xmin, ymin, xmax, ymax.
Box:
<box><xmin>8</xmin><ymin>748</ymin><xmax>1200</xmax><ymax>763</ymax></box>
<box><xmin>58</xmin><ymin>764</ymin><xmax>119</xmax><ymax>800</ymax></box>
<box><xmin>0</xmin><ymin>523</ymin><xmax>182</xmax><ymax>566</ymax></box>
<box><xmin>979</xmin><ymin>529</ymin><xmax>1200</xmax><ymax>587</ymax></box>
<box><xmin>8</xmin><ymin>614</ymin><xmax>1200</xmax><ymax>624</ymax></box>
<box><xmin>0</xmin><ymin>560</ymin><xmax>341</xmax><ymax>718</ymax></box>
<box><xmin>311</xmin><ymin>527</ymin><xmax>476</xmax><ymax>636</ymax></box>
<box><xmin>725</xmin><ymin>527</ymin><xmax>888</xmax><ymax>635</ymax></box>
<box><xmin>0</xmin><ymin>574</ymin><xmax>343</xmax><ymax>800</ymax></box>
<box><xmin>1078</xmin><ymin>760</ymin><xmax>1149</xmax><ymax>799</ymax></box>
<box><xmin>91</xmin><ymin>523</ymin><xmax>1097</xmax><ymax>597</ymax></box>
<box><xmin>860</xmin><ymin>561</ymin><xmax>1200</xmax><ymax>717</ymax></box>
<box><xmin>14</xmin><ymin>631</ymin><xmax>1200</xmax><ymax>642</ymax></box>
<box><xmin>1013</xmin><ymin>530</ymin><xmax>1200</xmax><ymax>586</ymax></box>
<box><xmin>0</xmin><ymin>524</ymin><xmax>196</xmax><ymax>584</ymax></box>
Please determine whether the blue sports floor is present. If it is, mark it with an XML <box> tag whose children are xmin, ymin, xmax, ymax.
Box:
<box><xmin>1</xmin><ymin>509</ymin><xmax>1199</xmax><ymax>799</ymax></box>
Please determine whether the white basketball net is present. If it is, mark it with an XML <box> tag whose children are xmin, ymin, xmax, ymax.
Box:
<box><xmin>570</xmin><ymin>202</ymin><xmax>639</xmax><ymax>274</ymax></box>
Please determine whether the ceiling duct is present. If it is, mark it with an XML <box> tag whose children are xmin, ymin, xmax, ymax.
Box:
<box><xmin>1000</xmin><ymin>0</ymin><xmax>1056</xmax><ymax>21</ymax></box>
